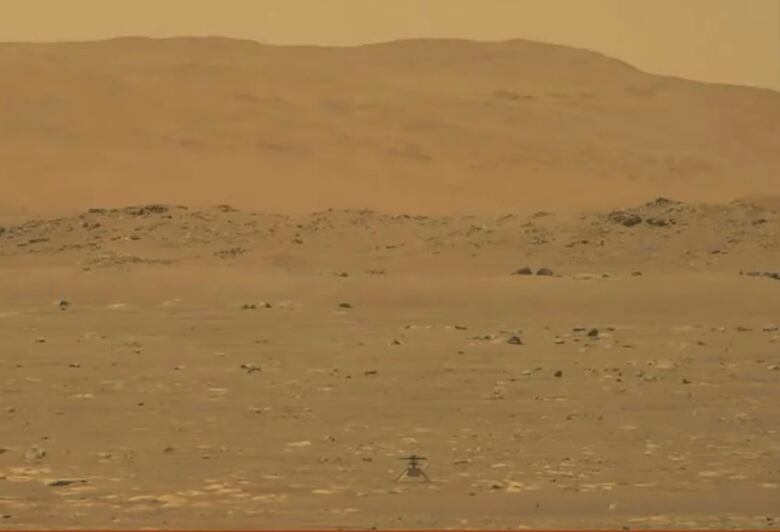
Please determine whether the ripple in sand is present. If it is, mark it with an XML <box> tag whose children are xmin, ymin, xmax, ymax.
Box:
<box><xmin>251</xmin><ymin>493</ymin><xmax>288</xmax><ymax>503</ymax></box>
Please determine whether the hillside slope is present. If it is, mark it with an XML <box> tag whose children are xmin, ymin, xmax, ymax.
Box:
<box><xmin>1</xmin><ymin>37</ymin><xmax>779</xmax><ymax>216</ymax></box>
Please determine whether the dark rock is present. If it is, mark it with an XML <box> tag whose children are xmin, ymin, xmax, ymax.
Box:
<box><xmin>607</xmin><ymin>211</ymin><xmax>643</xmax><ymax>227</ymax></box>
<box><xmin>48</xmin><ymin>479</ymin><xmax>87</xmax><ymax>487</ymax></box>
<box><xmin>514</xmin><ymin>267</ymin><xmax>533</xmax><ymax>275</ymax></box>
<box><xmin>240</xmin><ymin>363</ymin><xmax>262</xmax><ymax>374</ymax></box>
<box><xmin>587</xmin><ymin>328</ymin><xmax>599</xmax><ymax>338</ymax></box>
<box><xmin>214</xmin><ymin>247</ymin><xmax>246</xmax><ymax>259</ymax></box>
<box><xmin>536</xmin><ymin>267</ymin><xmax>554</xmax><ymax>276</ymax></box>
<box><xmin>124</xmin><ymin>204</ymin><xmax>170</xmax><ymax>216</ymax></box>
<box><xmin>507</xmin><ymin>335</ymin><xmax>523</xmax><ymax>345</ymax></box>
<box><xmin>338</xmin><ymin>302</ymin><xmax>353</xmax><ymax>309</ymax></box>
<box><xmin>554</xmin><ymin>370</ymin><xmax>563</xmax><ymax>378</ymax></box>
<box><xmin>646</xmin><ymin>197</ymin><xmax>676</xmax><ymax>208</ymax></box>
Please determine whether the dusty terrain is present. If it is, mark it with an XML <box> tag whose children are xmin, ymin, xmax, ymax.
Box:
<box><xmin>1</xmin><ymin>36</ymin><xmax>779</xmax><ymax>529</ymax></box>
<box><xmin>0</xmin><ymin>197</ymin><xmax>779</xmax><ymax>529</ymax></box>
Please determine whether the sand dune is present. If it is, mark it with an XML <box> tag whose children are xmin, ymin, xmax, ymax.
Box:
<box><xmin>1</xmin><ymin>37</ymin><xmax>779</xmax><ymax>217</ymax></box>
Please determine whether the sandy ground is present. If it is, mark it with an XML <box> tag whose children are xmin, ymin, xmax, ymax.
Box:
<box><xmin>0</xmin><ymin>198</ymin><xmax>779</xmax><ymax>529</ymax></box>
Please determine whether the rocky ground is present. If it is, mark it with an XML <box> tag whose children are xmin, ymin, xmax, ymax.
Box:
<box><xmin>0</xmin><ymin>197</ymin><xmax>778</xmax><ymax>529</ymax></box>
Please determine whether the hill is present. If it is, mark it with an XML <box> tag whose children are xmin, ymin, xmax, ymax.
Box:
<box><xmin>1</xmin><ymin>37</ymin><xmax>779</xmax><ymax>216</ymax></box>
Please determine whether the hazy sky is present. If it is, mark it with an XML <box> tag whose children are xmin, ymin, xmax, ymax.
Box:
<box><xmin>3</xmin><ymin>0</ymin><xmax>779</xmax><ymax>90</ymax></box>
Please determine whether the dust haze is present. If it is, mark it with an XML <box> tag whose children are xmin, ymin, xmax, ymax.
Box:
<box><xmin>0</xmin><ymin>18</ymin><xmax>779</xmax><ymax>532</ymax></box>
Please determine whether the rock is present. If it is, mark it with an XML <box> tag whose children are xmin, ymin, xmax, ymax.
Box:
<box><xmin>55</xmin><ymin>299</ymin><xmax>70</xmax><ymax>311</ymax></box>
<box><xmin>536</xmin><ymin>267</ymin><xmax>554</xmax><ymax>276</ymax></box>
<box><xmin>631</xmin><ymin>271</ymin><xmax>643</xmax><ymax>276</ymax></box>
<box><xmin>241</xmin><ymin>304</ymin><xmax>257</xmax><ymax>310</ymax></box>
<box><xmin>34</xmin><ymin>338</ymin><xmax>46</xmax><ymax>343</ymax></box>
<box><xmin>646</xmin><ymin>217</ymin><xmax>673</xmax><ymax>227</ymax></box>
<box><xmin>240</xmin><ymin>363</ymin><xmax>262</xmax><ymax>374</ymax></box>
<box><xmin>763</xmin><ymin>325</ymin><xmax>779</xmax><ymax>332</ymax></box>
<box><xmin>554</xmin><ymin>370</ymin><xmax>563</xmax><ymax>378</ymax></box>
<box><xmin>48</xmin><ymin>479</ymin><xmax>87</xmax><ymax>487</ymax></box>
<box><xmin>24</xmin><ymin>446</ymin><xmax>46</xmax><ymax>461</ymax></box>
<box><xmin>607</xmin><ymin>211</ymin><xmax>643</xmax><ymax>227</ymax></box>
<box><xmin>125</xmin><ymin>204</ymin><xmax>170</xmax><ymax>216</ymax></box>
<box><xmin>646</xmin><ymin>197</ymin><xmax>676</xmax><ymax>207</ymax></box>
<box><xmin>587</xmin><ymin>328</ymin><xmax>599</xmax><ymax>338</ymax></box>
<box><xmin>513</xmin><ymin>267</ymin><xmax>533</xmax><ymax>275</ymax></box>
<box><xmin>214</xmin><ymin>247</ymin><xmax>246</xmax><ymax>259</ymax></box>
<box><xmin>338</xmin><ymin>302</ymin><xmax>353</xmax><ymax>309</ymax></box>
<box><xmin>506</xmin><ymin>335</ymin><xmax>523</xmax><ymax>345</ymax></box>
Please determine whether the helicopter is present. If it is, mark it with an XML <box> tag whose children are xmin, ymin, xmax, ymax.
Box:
<box><xmin>395</xmin><ymin>454</ymin><xmax>431</xmax><ymax>482</ymax></box>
